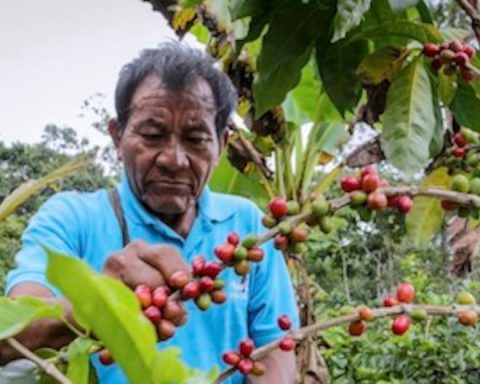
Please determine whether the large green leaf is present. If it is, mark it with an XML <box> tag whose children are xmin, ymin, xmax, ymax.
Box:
<box><xmin>382</xmin><ymin>58</ymin><xmax>435</xmax><ymax>176</ymax></box>
<box><xmin>429</xmin><ymin>83</ymin><xmax>444</xmax><ymax>157</ymax></box>
<box><xmin>451</xmin><ymin>80</ymin><xmax>480</xmax><ymax>132</ymax></box>
<box><xmin>356</xmin><ymin>46</ymin><xmax>409</xmax><ymax>85</ymax></box>
<box><xmin>406</xmin><ymin>167</ymin><xmax>450</xmax><ymax>246</ymax></box>
<box><xmin>316</xmin><ymin>39</ymin><xmax>368</xmax><ymax>115</ymax></box>
<box><xmin>355</xmin><ymin>20</ymin><xmax>442</xmax><ymax>44</ymax></box>
<box><xmin>332</xmin><ymin>0</ymin><xmax>372</xmax><ymax>43</ymax></box>
<box><xmin>0</xmin><ymin>359</ymin><xmax>39</xmax><ymax>384</ymax></box>
<box><xmin>314</xmin><ymin>123</ymin><xmax>349</xmax><ymax>155</ymax></box>
<box><xmin>66</xmin><ymin>338</ymin><xmax>95</xmax><ymax>384</ymax></box>
<box><xmin>438</xmin><ymin>72</ymin><xmax>457</xmax><ymax>106</ymax></box>
<box><xmin>253</xmin><ymin>1</ymin><xmax>336</xmax><ymax>116</ymax></box>
<box><xmin>0</xmin><ymin>296</ymin><xmax>62</xmax><ymax>340</ymax></box>
<box><xmin>45</xmin><ymin>248</ymin><xmax>157</xmax><ymax>384</ymax></box>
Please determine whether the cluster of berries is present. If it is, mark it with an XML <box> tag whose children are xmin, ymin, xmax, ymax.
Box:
<box><xmin>381</xmin><ymin>283</ymin><xmax>416</xmax><ymax>335</ymax></box>
<box><xmin>222</xmin><ymin>315</ymin><xmax>295</xmax><ymax>376</ymax></box>
<box><xmin>441</xmin><ymin>173</ymin><xmax>480</xmax><ymax>216</ymax></box>
<box><xmin>423</xmin><ymin>40</ymin><xmax>476</xmax><ymax>81</ymax></box>
<box><xmin>456</xmin><ymin>291</ymin><xmax>478</xmax><ymax>326</ymax></box>
<box><xmin>449</xmin><ymin>128</ymin><xmax>480</xmax><ymax>160</ymax></box>
<box><xmin>340</xmin><ymin>165</ymin><xmax>412</xmax><ymax>219</ymax></box>
<box><xmin>214</xmin><ymin>232</ymin><xmax>263</xmax><ymax>276</ymax></box>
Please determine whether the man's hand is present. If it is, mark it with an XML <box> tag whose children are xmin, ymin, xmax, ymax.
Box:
<box><xmin>103</xmin><ymin>240</ymin><xmax>190</xmax><ymax>330</ymax></box>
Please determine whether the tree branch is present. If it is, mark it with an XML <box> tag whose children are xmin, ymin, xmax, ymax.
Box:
<box><xmin>455</xmin><ymin>0</ymin><xmax>480</xmax><ymax>42</ymax></box>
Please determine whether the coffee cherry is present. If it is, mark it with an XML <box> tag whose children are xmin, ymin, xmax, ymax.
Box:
<box><xmin>278</xmin><ymin>336</ymin><xmax>295</xmax><ymax>351</ymax></box>
<box><xmin>449</xmin><ymin>40</ymin><xmax>464</xmax><ymax>52</ymax></box>
<box><xmin>360</xmin><ymin>165</ymin><xmax>377</xmax><ymax>179</ymax></box>
<box><xmin>289</xmin><ymin>226</ymin><xmax>309</xmax><ymax>243</ymax></box>
<box><xmin>455</xmin><ymin>52</ymin><xmax>469</xmax><ymax>66</ymax></box>
<box><xmin>461</xmin><ymin>67</ymin><xmax>474</xmax><ymax>82</ymax></box>
<box><xmin>396</xmin><ymin>195</ymin><xmax>413</xmax><ymax>214</ymax></box>
<box><xmin>251</xmin><ymin>361</ymin><xmax>266</xmax><ymax>376</ymax></box>
<box><xmin>192</xmin><ymin>256</ymin><xmax>206</xmax><ymax>276</ymax></box>
<box><xmin>431</xmin><ymin>58</ymin><xmax>443</xmax><ymax>71</ymax></box>
<box><xmin>341</xmin><ymin>175</ymin><xmax>361</xmax><ymax>192</ymax></box>
<box><xmin>223</xmin><ymin>351</ymin><xmax>241</xmax><ymax>366</ymax></box>
<box><xmin>99</xmin><ymin>349</ymin><xmax>114</xmax><ymax>365</ymax></box>
<box><xmin>358</xmin><ymin>305</ymin><xmax>374</xmax><ymax>321</ymax></box>
<box><xmin>234</xmin><ymin>246</ymin><xmax>248</xmax><ymax>261</ymax></box>
<box><xmin>348</xmin><ymin>320</ymin><xmax>366</xmax><ymax>336</ymax></box>
<box><xmin>451</xmin><ymin>174</ymin><xmax>470</xmax><ymax>193</ymax></box>
<box><xmin>278</xmin><ymin>314</ymin><xmax>293</xmax><ymax>330</ymax></box>
<box><xmin>468</xmin><ymin>177</ymin><xmax>480</xmax><ymax>195</ymax></box>
<box><xmin>452</xmin><ymin>147</ymin><xmax>465</xmax><ymax>158</ymax></box>
<box><xmin>211</xmin><ymin>290</ymin><xmax>227</xmax><ymax>304</ymax></box>
<box><xmin>383</xmin><ymin>296</ymin><xmax>398</xmax><ymax>307</ymax></box>
<box><xmin>410</xmin><ymin>308</ymin><xmax>428</xmax><ymax>321</ymax></box>
<box><xmin>458</xmin><ymin>310</ymin><xmax>478</xmax><ymax>326</ymax></box>
<box><xmin>362</xmin><ymin>174</ymin><xmax>380</xmax><ymax>193</ymax></box>
<box><xmin>392</xmin><ymin>314</ymin><xmax>411</xmax><ymax>335</ymax></box>
<box><xmin>388</xmin><ymin>196</ymin><xmax>400</xmax><ymax>208</ymax></box>
<box><xmin>261</xmin><ymin>215</ymin><xmax>277</xmax><ymax>229</ymax></box>
<box><xmin>152</xmin><ymin>287</ymin><xmax>169</xmax><ymax>308</ymax></box>
<box><xmin>457</xmin><ymin>291</ymin><xmax>476</xmax><ymax>305</ymax></box>
<box><xmin>202</xmin><ymin>262</ymin><xmax>222</xmax><ymax>279</ymax></box>
<box><xmin>396</xmin><ymin>282</ymin><xmax>415</xmax><ymax>303</ymax></box>
<box><xmin>454</xmin><ymin>133</ymin><xmax>467</xmax><ymax>148</ymax></box>
<box><xmin>157</xmin><ymin>319</ymin><xmax>176</xmax><ymax>340</ymax></box>
<box><xmin>213</xmin><ymin>279</ymin><xmax>225</xmax><ymax>290</ymax></box>
<box><xmin>169</xmin><ymin>271</ymin><xmax>190</xmax><ymax>289</ymax></box>
<box><xmin>350</xmin><ymin>190</ymin><xmax>368</xmax><ymax>206</ymax></box>
<box><xmin>464</xmin><ymin>44</ymin><xmax>475</xmax><ymax>58</ymax></box>
<box><xmin>135</xmin><ymin>285</ymin><xmax>152</xmax><ymax>309</ymax></box>
<box><xmin>163</xmin><ymin>300</ymin><xmax>183</xmax><ymax>320</ymax></box>
<box><xmin>199</xmin><ymin>276</ymin><xmax>215</xmax><ymax>292</ymax></box>
<box><xmin>234</xmin><ymin>260</ymin><xmax>250</xmax><ymax>276</ymax></box>
<box><xmin>278</xmin><ymin>221</ymin><xmax>292</xmax><ymax>235</ymax></box>
<box><xmin>143</xmin><ymin>305</ymin><xmax>162</xmax><ymax>324</ymax></box>
<box><xmin>423</xmin><ymin>42</ymin><xmax>439</xmax><ymax>57</ymax></box>
<box><xmin>312</xmin><ymin>199</ymin><xmax>330</xmax><ymax>218</ymax></box>
<box><xmin>240</xmin><ymin>339</ymin><xmax>255</xmax><ymax>357</ymax></box>
<box><xmin>274</xmin><ymin>234</ymin><xmax>289</xmax><ymax>250</ymax></box>
<box><xmin>247</xmin><ymin>247</ymin><xmax>264</xmax><ymax>262</ymax></box>
<box><xmin>440</xmin><ymin>42</ymin><xmax>449</xmax><ymax>50</ymax></box>
<box><xmin>290</xmin><ymin>242</ymin><xmax>307</xmax><ymax>254</ymax></box>
<box><xmin>181</xmin><ymin>281</ymin><xmax>201</xmax><ymax>300</ymax></box>
<box><xmin>440</xmin><ymin>49</ymin><xmax>456</xmax><ymax>63</ymax></box>
<box><xmin>195</xmin><ymin>293</ymin><xmax>212</xmax><ymax>311</ymax></box>
<box><xmin>242</xmin><ymin>234</ymin><xmax>258</xmax><ymax>249</ymax></box>
<box><xmin>215</xmin><ymin>243</ymin><xmax>236</xmax><ymax>264</ymax></box>
<box><xmin>268</xmin><ymin>197</ymin><xmax>288</xmax><ymax>218</ymax></box>
<box><xmin>237</xmin><ymin>359</ymin><xmax>254</xmax><ymax>375</ymax></box>
<box><xmin>227</xmin><ymin>232</ymin><xmax>240</xmax><ymax>246</ymax></box>
<box><xmin>367</xmin><ymin>192</ymin><xmax>388</xmax><ymax>211</ymax></box>
<box><xmin>319</xmin><ymin>216</ymin><xmax>333</xmax><ymax>234</ymax></box>
<box><xmin>287</xmin><ymin>201</ymin><xmax>300</xmax><ymax>215</ymax></box>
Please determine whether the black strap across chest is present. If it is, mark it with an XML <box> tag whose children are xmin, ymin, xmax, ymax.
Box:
<box><xmin>107</xmin><ymin>188</ymin><xmax>130</xmax><ymax>247</ymax></box>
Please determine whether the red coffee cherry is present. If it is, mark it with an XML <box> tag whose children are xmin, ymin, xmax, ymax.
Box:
<box><xmin>458</xmin><ymin>310</ymin><xmax>478</xmax><ymax>326</ymax></box>
<box><xmin>452</xmin><ymin>147</ymin><xmax>466</xmax><ymax>158</ymax></box>
<box><xmin>461</xmin><ymin>67</ymin><xmax>474</xmax><ymax>82</ymax></box>
<box><xmin>454</xmin><ymin>133</ymin><xmax>467</xmax><ymax>147</ymax></box>
<box><xmin>268</xmin><ymin>197</ymin><xmax>289</xmax><ymax>218</ymax></box>
<box><xmin>383</xmin><ymin>296</ymin><xmax>398</xmax><ymax>307</ymax></box>
<box><xmin>431</xmin><ymin>58</ymin><xmax>443</xmax><ymax>71</ymax></box>
<box><xmin>223</xmin><ymin>351</ymin><xmax>241</xmax><ymax>366</ymax></box>
<box><xmin>392</xmin><ymin>314</ymin><xmax>411</xmax><ymax>335</ymax></box>
<box><xmin>455</xmin><ymin>52</ymin><xmax>470</xmax><ymax>66</ymax></box>
<box><xmin>396</xmin><ymin>195</ymin><xmax>413</xmax><ymax>214</ymax></box>
<box><xmin>157</xmin><ymin>319</ymin><xmax>176</xmax><ymax>340</ymax></box>
<box><xmin>348</xmin><ymin>320</ymin><xmax>366</xmax><ymax>336</ymax></box>
<box><xmin>396</xmin><ymin>282</ymin><xmax>415</xmax><ymax>303</ymax></box>
<box><xmin>278</xmin><ymin>314</ymin><xmax>293</xmax><ymax>330</ymax></box>
<box><xmin>152</xmin><ymin>286</ymin><xmax>169</xmax><ymax>308</ymax></box>
<box><xmin>237</xmin><ymin>359</ymin><xmax>254</xmax><ymax>375</ymax></box>
<box><xmin>239</xmin><ymin>339</ymin><xmax>255</xmax><ymax>357</ymax></box>
<box><xmin>247</xmin><ymin>247</ymin><xmax>264</xmax><ymax>262</ymax></box>
<box><xmin>99</xmin><ymin>349</ymin><xmax>114</xmax><ymax>365</ymax></box>
<box><xmin>181</xmin><ymin>281</ymin><xmax>201</xmax><ymax>300</ymax></box>
<box><xmin>289</xmin><ymin>226</ymin><xmax>309</xmax><ymax>243</ymax></box>
<box><xmin>278</xmin><ymin>336</ymin><xmax>295</xmax><ymax>351</ymax></box>
<box><xmin>215</xmin><ymin>243</ymin><xmax>236</xmax><ymax>264</ymax></box>
<box><xmin>423</xmin><ymin>42</ymin><xmax>439</xmax><ymax>57</ymax></box>
<box><xmin>464</xmin><ymin>44</ymin><xmax>475</xmax><ymax>58</ymax></box>
<box><xmin>360</xmin><ymin>165</ymin><xmax>377</xmax><ymax>180</ymax></box>
<box><xmin>143</xmin><ymin>305</ymin><xmax>162</xmax><ymax>324</ymax></box>
<box><xmin>367</xmin><ymin>192</ymin><xmax>388</xmax><ymax>211</ymax></box>
<box><xmin>227</xmin><ymin>232</ymin><xmax>240</xmax><ymax>246</ymax></box>
<box><xmin>202</xmin><ymin>262</ymin><xmax>222</xmax><ymax>279</ymax></box>
<box><xmin>192</xmin><ymin>256</ymin><xmax>206</xmax><ymax>276</ymax></box>
<box><xmin>358</xmin><ymin>306</ymin><xmax>374</xmax><ymax>322</ymax></box>
<box><xmin>134</xmin><ymin>284</ymin><xmax>152</xmax><ymax>309</ymax></box>
<box><xmin>274</xmin><ymin>234</ymin><xmax>289</xmax><ymax>250</ymax></box>
<box><xmin>211</xmin><ymin>290</ymin><xmax>227</xmax><ymax>304</ymax></box>
<box><xmin>362</xmin><ymin>174</ymin><xmax>380</xmax><ymax>193</ymax></box>
<box><xmin>169</xmin><ymin>271</ymin><xmax>190</xmax><ymax>289</ymax></box>
<box><xmin>199</xmin><ymin>276</ymin><xmax>215</xmax><ymax>293</ymax></box>
<box><xmin>340</xmin><ymin>175</ymin><xmax>361</xmax><ymax>192</ymax></box>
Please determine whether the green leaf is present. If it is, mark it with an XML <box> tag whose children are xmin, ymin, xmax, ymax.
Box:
<box><xmin>316</xmin><ymin>39</ymin><xmax>368</xmax><ymax>115</ymax></box>
<box><xmin>429</xmin><ymin>85</ymin><xmax>444</xmax><ymax>157</ymax></box>
<box><xmin>355</xmin><ymin>20</ymin><xmax>442</xmax><ymax>44</ymax></box>
<box><xmin>66</xmin><ymin>338</ymin><xmax>95</xmax><ymax>384</ymax></box>
<box><xmin>282</xmin><ymin>60</ymin><xmax>322</xmax><ymax>125</ymax></box>
<box><xmin>440</xmin><ymin>28</ymin><xmax>471</xmax><ymax>42</ymax></box>
<box><xmin>253</xmin><ymin>1</ymin><xmax>336</xmax><ymax>116</ymax></box>
<box><xmin>406</xmin><ymin>167</ymin><xmax>450</xmax><ymax>246</ymax></box>
<box><xmin>184</xmin><ymin>367</ymin><xmax>219</xmax><ymax>384</ymax></box>
<box><xmin>356</xmin><ymin>46</ymin><xmax>409</xmax><ymax>85</ymax></box>
<box><xmin>45</xmin><ymin>248</ymin><xmax>157</xmax><ymax>384</ymax></box>
<box><xmin>0</xmin><ymin>296</ymin><xmax>62</xmax><ymax>340</ymax></box>
<box><xmin>451</xmin><ymin>80</ymin><xmax>480</xmax><ymax>132</ymax></box>
<box><xmin>388</xmin><ymin>0</ymin><xmax>419</xmax><ymax>12</ymax></box>
<box><xmin>189</xmin><ymin>23</ymin><xmax>210</xmax><ymax>44</ymax></box>
<box><xmin>0</xmin><ymin>359</ymin><xmax>39</xmax><ymax>384</ymax></box>
<box><xmin>314</xmin><ymin>123</ymin><xmax>349</xmax><ymax>155</ymax></box>
<box><xmin>438</xmin><ymin>72</ymin><xmax>458</xmax><ymax>106</ymax></box>
<box><xmin>332</xmin><ymin>0</ymin><xmax>372</xmax><ymax>43</ymax></box>
<box><xmin>382</xmin><ymin>58</ymin><xmax>435</xmax><ymax>175</ymax></box>
<box><xmin>151</xmin><ymin>348</ymin><xmax>188</xmax><ymax>384</ymax></box>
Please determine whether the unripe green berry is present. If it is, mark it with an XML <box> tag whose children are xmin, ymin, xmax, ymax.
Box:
<box><xmin>410</xmin><ymin>309</ymin><xmax>428</xmax><ymax>322</ymax></box>
<box><xmin>451</xmin><ymin>174</ymin><xmax>470</xmax><ymax>193</ymax></box>
<box><xmin>457</xmin><ymin>291</ymin><xmax>476</xmax><ymax>305</ymax></box>
<box><xmin>195</xmin><ymin>293</ymin><xmax>212</xmax><ymax>311</ymax></box>
<box><xmin>287</xmin><ymin>201</ymin><xmax>300</xmax><ymax>215</ymax></box>
<box><xmin>234</xmin><ymin>260</ymin><xmax>250</xmax><ymax>276</ymax></box>
<box><xmin>241</xmin><ymin>234</ymin><xmax>258</xmax><ymax>249</ymax></box>
<box><xmin>319</xmin><ymin>216</ymin><xmax>333</xmax><ymax>234</ymax></box>
<box><xmin>213</xmin><ymin>279</ymin><xmax>225</xmax><ymax>290</ymax></box>
<box><xmin>261</xmin><ymin>215</ymin><xmax>277</xmax><ymax>229</ymax></box>
<box><xmin>234</xmin><ymin>246</ymin><xmax>248</xmax><ymax>261</ymax></box>
<box><xmin>311</xmin><ymin>198</ymin><xmax>330</xmax><ymax>218</ymax></box>
<box><xmin>290</xmin><ymin>242</ymin><xmax>307</xmax><ymax>254</ymax></box>
<box><xmin>358</xmin><ymin>206</ymin><xmax>374</xmax><ymax>222</ymax></box>
<box><xmin>458</xmin><ymin>207</ymin><xmax>470</xmax><ymax>218</ymax></box>
<box><xmin>470</xmin><ymin>178</ymin><xmax>480</xmax><ymax>195</ymax></box>
<box><xmin>350</xmin><ymin>191</ymin><xmax>367</xmax><ymax>206</ymax></box>
<box><xmin>278</xmin><ymin>221</ymin><xmax>292</xmax><ymax>235</ymax></box>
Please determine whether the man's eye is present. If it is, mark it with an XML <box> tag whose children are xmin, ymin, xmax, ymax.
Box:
<box><xmin>187</xmin><ymin>136</ymin><xmax>209</xmax><ymax>144</ymax></box>
<box><xmin>141</xmin><ymin>133</ymin><xmax>165</xmax><ymax>139</ymax></box>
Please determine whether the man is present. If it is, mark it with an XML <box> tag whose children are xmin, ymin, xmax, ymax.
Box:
<box><xmin>2</xmin><ymin>42</ymin><xmax>298</xmax><ymax>383</ymax></box>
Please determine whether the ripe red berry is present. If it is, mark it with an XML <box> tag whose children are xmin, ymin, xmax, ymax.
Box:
<box><xmin>458</xmin><ymin>310</ymin><xmax>478</xmax><ymax>326</ymax></box>
<box><xmin>143</xmin><ymin>305</ymin><xmax>162</xmax><ymax>324</ymax></box>
<box><xmin>134</xmin><ymin>285</ymin><xmax>152</xmax><ymax>309</ymax></box>
<box><xmin>247</xmin><ymin>247</ymin><xmax>264</xmax><ymax>262</ymax></box>
<box><xmin>227</xmin><ymin>232</ymin><xmax>240</xmax><ymax>246</ymax></box>
<box><xmin>379</xmin><ymin>178</ymin><xmax>389</xmax><ymax>187</ymax></box>
<box><xmin>169</xmin><ymin>271</ymin><xmax>190</xmax><ymax>289</ymax></box>
<box><xmin>388</xmin><ymin>196</ymin><xmax>400</xmax><ymax>208</ymax></box>
<box><xmin>367</xmin><ymin>191</ymin><xmax>388</xmax><ymax>211</ymax></box>
<box><xmin>423</xmin><ymin>42</ymin><xmax>439</xmax><ymax>57</ymax></box>
<box><xmin>396</xmin><ymin>195</ymin><xmax>413</xmax><ymax>214</ymax></box>
<box><xmin>274</xmin><ymin>234</ymin><xmax>289</xmax><ymax>250</ymax></box>
<box><xmin>278</xmin><ymin>336</ymin><xmax>295</xmax><ymax>351</ymax></box>
<box><xmin>464</xmin><ymin>44</ymin><xmax>475</xmax><ymax>58</ymax></box>
<box><xmin>431</xmin><ymin>58</ymin><xmax>443</xmax><ymax>71</ymax></box>
<box><xmin>223</xmin><ymin>351</ymin><xmax>241</xmax><ymax>366</ymax></box>
<box><xmin>199</xmin><ymin>276</ymin><xmax>215</xmax><ymax>292</ymax></box>
<box><xmin>362</xmin><ymin>174</ymin><xmax>380</xmax><ymax>193</ymax></box>
<box><xmin>192</xmin><ymin>256</ymin><xmax>206</xmax><ymax>276</ymax></box>
<box><xmin>461</xmin><ymin>67</ymin><xmax>474</xmax><ymax>82</ymax></box>
<box><xmin>237</xmin><ymin>359</ymin><xmax>254</xmax><ymax>375</ymax></box>
<box><xmin>383</xmin><ymin>296</ymin><xmax>398</xmax><ymax>307</ymax></box>
<box><xmin>99</xmin><ymin>349</ymin><xmax>114</xmax><ymax>365</ymax></box>
<box><xmin>268</xmin><ymin>197</ymin><xmax>289</xmax><ymax>218</ymax></box>
<box><xmin>289</xmin><ymin>226</ymin><xmax>309</xmax><ymax>243</ymax></box>
<box><xmin>239</xmin><ymin>339</ymin><xmax>255</xmax><ymax>357</ymax></box>
<box><xmin>278</xmin><ymin>314</ymin><xmax>293</xmax><ymax>330</ymax></box>
<box><xmin>449</xmin><ymin>40</ymin><xmax>464</xmax><ymax>52</ymax></box>
<box><xmin>454</xmin><ymin>133</ymin><xmax>467</xmax><ymax>147</ymax></box>
<box><xmin>360</xmin><ymin>165</ymin><xmax>377</xmax><ymax>180</ymax></box>
<box><xmin>455</xmin><ymin>52</ymin><xmax>470</xmax><ymax>66</ymax></box>
<box><xmin>211</xmin><ymin>290</ymin><xmax>227</xmax><ymax>304</ymax></box>
<box><xmin>348</xmin><ymin>320</ymin><xmax>366</xmax><ymax>336</ymax></box>
<box><xmin>396</xmin><ymin>282</ymin><xmax>415</xmax><ymax>303</ymax></box>
<box><xmin>152</xmin><ymin>286</ymin><xmax>169</xmax><ymax>308</ymax></box>
<box><xmin>452</xmin><ymin>147</ymin><xmax>465</xmax><ymax>158</ymax></box>
<box><xmin>392</xmin><ymin>314</ymin><xmax>411</xmax><ymax>335</ymax></box>
<box><xmin>181</xmin><ymin>281</ymin><xmax>201</xmax><ymax>300</ymax></box>
<box><xmin>340</xmin><ymin>175</ymin><xmax>361</xmax><ymax>192</ymax></box>
<box><xmin>358</xmin><ymin>305</ymin><xmax>375</xmax><ymax>321</ymax></box>
<box><xmin>214</xmin><ymin>243</ymin><xmax>236</xmax><ymax>264</ymax></box>
<box><xmin>202</xmin><ymin>262</ymin><xmax>222</xmax><ymax>279</ymax></box>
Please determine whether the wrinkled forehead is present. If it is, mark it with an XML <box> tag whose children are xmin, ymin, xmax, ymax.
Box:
<box><xmin>129</xmin><ymin>74</ymin><xmax>217</xmax><ymax>114</ymax></box>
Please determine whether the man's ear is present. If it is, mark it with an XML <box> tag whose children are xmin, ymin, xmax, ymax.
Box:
<box><xmin>108</xmin><ymin>119</ymin><xmax>123</xmax><ymax>161</ymax></box>
<box><xmin>219</xmin><ymin>129</ymin><xmax>229</xmax><ymax>154</ymax></box>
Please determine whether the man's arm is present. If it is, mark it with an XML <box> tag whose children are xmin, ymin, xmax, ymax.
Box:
<box><xmin>247</xmin><ymin>350</ymin><xmax>296</xmax><ymax>384</ymax></box>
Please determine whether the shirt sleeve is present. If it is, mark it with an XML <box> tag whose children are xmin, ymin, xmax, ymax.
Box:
<box><xmin>6</xmin><ymin>192</ymin><xmax>83</xmax><ymax>297</ymax></box>
<box><xmin>247</xmin><ymin>208</ymin><xmax>300</xmax><ymax>347</ymax></box>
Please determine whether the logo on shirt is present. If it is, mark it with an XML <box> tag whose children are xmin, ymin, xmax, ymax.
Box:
<box><xmin>230</xmin><ymin>276</ymin><xmax>248</xmax><ymax>300</ymax></box>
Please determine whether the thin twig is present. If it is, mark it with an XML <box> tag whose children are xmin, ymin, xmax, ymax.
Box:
<box><xmin>455</xmin><ymin>0</ymin><xmax>480</xmax><ymax>42</ymax></box>
<box><xmin>6</xmin><ymin>338</ymin><xmax>72</xmax><ymax>384</ymax></box>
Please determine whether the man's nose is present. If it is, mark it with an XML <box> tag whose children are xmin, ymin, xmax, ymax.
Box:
<box><xmin>155</xmin><ymin>137</ymin><xmax>189</xmax><ymax>171</ymax></box>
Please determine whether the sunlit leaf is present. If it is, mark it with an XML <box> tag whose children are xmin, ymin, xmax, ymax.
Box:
<box><xmin>355</xmin><ymin>20</ymin><xmax>442</xmax><ymax>44</ymax></box>
<box><xmin>332</xmin><ymin>0</ymin><xmax>372</xmax><ymax>43</ymax></box>
<box><xmin>356</xmin><ymin>46</ymin><xmax>409</xmax><ymax>85</ymax></box>
<box><xmin>66</xmin><ymin>338</ymin><xmax>96</xmax><ymax>384</ymax></box>
<box><xmin>451</xmin><ymin>79</ymin><xmax>480</xmax><ymax>132</ymax></box>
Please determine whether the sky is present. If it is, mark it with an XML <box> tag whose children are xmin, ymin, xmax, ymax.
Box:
<box><xmin>0</xmin><ymin>0</ymin><xmax>176</xmax><ymax>147</ymax></box>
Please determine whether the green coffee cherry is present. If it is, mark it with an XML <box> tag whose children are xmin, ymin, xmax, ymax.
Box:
<box><xmin>410</xmin><ymin>309</ymin><xmax>427</xmax><ymax>321</ymax></box>
<box><xmin>287</xmin><ymin>201</ymin><xmax>300</xmax><ymax>215</ymax></box>
<box><xmin>451</xmin><ymin>174</ymin><xmax>470</xmax><ymax>193</ymax></box>
<box><xmin>195</xmin><ymin>293</ymin><xmax>212</xmax><ymax>311</ymax></box>
<box><xmin>319</xmin><ymin>216</ymin><xmax>333</xmax><ymax>234</ymax></box>
<box><xmin>470</xmin><ymin>178</ymin><xmax>480</xmax><ymax>195</ymax></box>
<box><xmin>234</xmin><ymin>246</ymin><xmax>248</xmax><ymax>261</ymax></box>
<box><xmin>312</xmin><ymin>198</ymin><xmax>330</xmax><ymax>218</ymax></box>
<box><xmin>278</xmin><ymin>221</ymin><xmax>292</xmax><ymax>235</ymax></box>
<box><xmin>241</xmin><ymin>234</ymin><xmax>258</xmax><ymax>249</ymax></box>
<box><xmin>350</xmin><ymin>191</ymin><xmax>367</xmax><ymax>206</ymax></box>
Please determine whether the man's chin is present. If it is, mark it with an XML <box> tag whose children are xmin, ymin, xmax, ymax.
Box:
<box><xmin>146</xmin><ymin>198</ymin><xmax>191</xmax><ymax>217</ymax></box>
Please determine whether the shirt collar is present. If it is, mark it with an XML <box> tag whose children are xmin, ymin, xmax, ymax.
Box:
<box><xmin>117</xmin><ymin>170</ymin><xmax>235</xmax><ymax>225</ymax></box>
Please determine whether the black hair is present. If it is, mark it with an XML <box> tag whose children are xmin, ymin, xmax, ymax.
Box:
<box><xmin>114</xmin><ymin>41</ymin><xmax>237</xmax><ymax>137</ymax></box>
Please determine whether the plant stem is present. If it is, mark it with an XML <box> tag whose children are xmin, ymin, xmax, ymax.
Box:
<box><xmin>6</xmin><ymin>338</ymin><xmax>72</xmax><ymax>384</ymax></box>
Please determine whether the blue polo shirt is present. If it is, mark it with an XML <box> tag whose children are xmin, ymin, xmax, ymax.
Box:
<box><xmin>6</xmin><ymin>174</ymin><xmax>299</xmax><ymax>383</ymax></box>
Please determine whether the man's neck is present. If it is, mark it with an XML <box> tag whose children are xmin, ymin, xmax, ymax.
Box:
<box><xmin>157</xmin><ymin>205</ymin><xmax>197</xmax><ymax>238</ymax></box>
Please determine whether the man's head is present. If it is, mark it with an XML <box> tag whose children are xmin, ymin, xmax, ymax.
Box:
<box><xmin>109</xmin><ymin>42</ymin><xmax>237</xmax><ymax>219</ymax></box>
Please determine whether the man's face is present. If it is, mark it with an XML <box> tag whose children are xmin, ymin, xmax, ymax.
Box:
<box><xmin>113</xmin><ymin>75</ymin><xmax>226</xmax><ymax>216</ymax></box>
